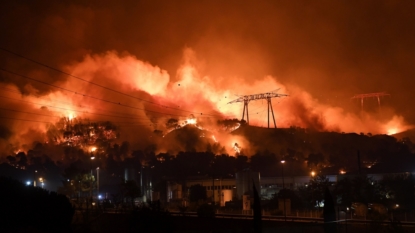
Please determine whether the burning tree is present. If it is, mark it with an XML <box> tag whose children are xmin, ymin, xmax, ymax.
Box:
<box><xmin>166</xmin><ymin>118</ymin><xmax>179</xmax><ymax>129</ymax></box>
<box><xmin>217</xmin><ymin>118</ymin><xmax>244</xmax><ymax>132</ymax></box>
<box><xmin>46</xmin><ymin>117</ymin><xmax>118</xmax><ymax>149</ymax></box>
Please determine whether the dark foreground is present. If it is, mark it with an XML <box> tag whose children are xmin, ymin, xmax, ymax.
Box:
<box><xmin>83</xmin><ymin>212</ymin><xmax>415</xmax><ymax>233</ymax></box>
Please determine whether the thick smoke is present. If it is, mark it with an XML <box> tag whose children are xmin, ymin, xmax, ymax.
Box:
<box><xmin>0</xmin><ymin>0</ymin><xmax>414</xmax><ymax>158</ymax></box>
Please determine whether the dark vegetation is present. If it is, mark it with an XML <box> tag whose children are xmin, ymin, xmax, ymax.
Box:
<box><xmin>0</xmin><ymin>176</ymin><xmax>74</xmax><ymax>233</ymax></box>
<box><xmin>2</xmin><ymin>121</ymin><xmax>415</xmax><ymax>231</ymax></box>
<box><xmin>2</xmin><ymin>124</ymin><xmax>415</xmax><ymax>211</ymax></box>
<box><xmin>323</xmin><ymin>187</ymin><xmax>337</xmax><ymax>233</ymax></box>
<box><xmin>4</xmin><ymin>120</ymin><xmax>414</xmax><ymax>183</ymax></box>
<box><xmin>233</xmin><ymin>126</ymin><xmax>415</xmax><ymax>175</ymax></box>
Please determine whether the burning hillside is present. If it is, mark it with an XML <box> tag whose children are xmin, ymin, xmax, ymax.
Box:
<box><xmin>0</xmin><ymin>49</ymin><xmax>412</xmax><ymax>159</ymax></box>
<box><xmin>47</xmin><ymin>117</ymin><xmax>118</xmax><ymax>149</ymax></box>
<box><xmin>1</xmin><ymin>1</ymin><xmax>415</xmax><ymax>159</ymax></box>
<box><xmin>155</xmin><ymin>116</ymin><xmax>247</xmax><ymax>156</ymax></box>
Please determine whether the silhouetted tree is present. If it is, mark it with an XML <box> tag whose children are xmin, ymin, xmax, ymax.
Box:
<box><xmin>6</xmin><ymin>155</ymin><xmax>16</xmax><ymax>166</ymax></box>
<box><xmin>253</xmin><ymin>183</ymin><xmax>262</xmax><ymax>233</ymax></box>
<box><xmin>380</xmin><ymin>174</ymin><xmax>415</xmax><ymax>210</ymax></box>
<box><xmin>323</xmin><ymin>187</ymin><xmax>337</xmax><ymax>233</ymax></box>
<box><xmin>308</xmin><ymin>152</ymin><xmax>325</xmax><ymax>168</ymax></box>
<box><xmin>0</xmin><ymin>177</ymin><xmax>74</xmax><ymax>233</ymax></box>
<box><xmin>121</xmin><ymin>179</ymin><xmax>141</xmax><ymax>207</ymax></box>
<box><xmin>308</xmin><ymin>175</ymin><xmax>330</xmax><ymax>207</ymax></box>
<box><xmin>333</xmin><ymin>177</ymin><xmax>353</xmax><ymax>206</ymax></box>
<box><xmin>16</xmin><ymin>151</ymin><xmax>27</xmax><ymax>168</ymax></box>
<box><xmin>166</xmin><ymin>118</ymin><xmax>179</xmax><ymax>129</ymax></box>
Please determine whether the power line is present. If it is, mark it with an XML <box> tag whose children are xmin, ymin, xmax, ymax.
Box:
<box><xmin>0</xmin><ymin>107</ymin><xmax>60</xmax><ymax>118</ymax></box>
<box><xmin>0</xmin><ymin>105</ymin><xmax>156</xmax><ymax>127</ymax></box>
<box><xmin>0</xmin><ymin>95</ymin><xmax>153</xmax><ymax>123</ymax></box>
<box><xmin>0</xmin><ymin>86</ymin><xmax>154</xmax><ymax>119</ymax></box>
<box><xmin>0</xmin><ymin>47</ymin><xmax>223</xmax><ymax>117</ymax></box>
<box><xmin>0</xmin><ymin>114</ymin><xmax>154</xmax><ymax>127</ymax></box>
<box><xmin>0</xmin><ymin>68</ymin><xmax>209</xmax><ymax>118</ymax></box>
<box><xmin>0</xmin><ymin>115</ymin><xmax>52</xmax><ymax>124</ymax></box>
<box><xmin>0</xmin><ymin>104</ymin><xmax>153</xmax><ymax>124</ymax></box>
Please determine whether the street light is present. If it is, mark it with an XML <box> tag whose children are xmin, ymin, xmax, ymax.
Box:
<box><xmin>281</xmin><ymin>160</ymin><xmax>286</xmax><ymax>222</ymax></box>
<box><xmin>96</xmin><ymin>167</ymin><xmax>100</xmax><ymax>202</ymax></box>
<box><xmin>39</xmin><ymin>177</ymin><xmax>44</xmax><ymax>188</ymax></box>
<box><xmin>310</xmin><ymin>171</ymin><xmax>316</xmax><ymax>208</ymax></box>
<box><xmin>34</xmin><ymin>170</ymin><xmax>38</xmax><ymax>187</ymax></box>
<box><xmin>90</xmin><ymin>153</ymin><xmax>95</xmax><ymax>200</ymax></box>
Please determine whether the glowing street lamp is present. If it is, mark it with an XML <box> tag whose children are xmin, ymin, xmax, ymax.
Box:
<box><xmin>90</xmin><ymin>150</ymin><xmax>95</xmax><ymax>200</ymax></box>
<box><xmin>34</xmin><ymin>170</ymin><xmax>38</xmax><ymax>187</ymax></box>
<box><xmin>39</xmin><ymin>177</ymin><xmax>44</xmax><ymax>188</ymax></box>
<box><xmin>311</xmin><ymin>171</ymin><xmax>315</xmax><ymax>177</ymax></box>
<box><xmin>96</xmin><ymin>167</ymin><xmax>100</xmax><ymax>202</ymax></box>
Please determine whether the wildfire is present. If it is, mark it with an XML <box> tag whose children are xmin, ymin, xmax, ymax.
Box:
<box><xmin>383</xmin><ymin>116</ymin><xmax>412</xmax><ymax>136</ymax></box>
<box><xmin>232</xmin><ymin>123</ymin><xmax>241</xmax><ymax>132</ymax></box>
<box><xmin>14</xmin><ymin>149</ymin><xmax>23</xmax><ymax>155</ymax></box>
<box><xmin>68</xmin><ymin>114</ymin><xmax>76</xmax><ymax>120</ymax></box>
<box><xmin>162</xmin><ymin>114</ymin><xmax>203</xmax><ymax>137</ymax></box>
<box><xmin>232</xmin><ymin>142</ymin><xmax>241</xmax><ymax>154</ymax></box>
<box><xmin>387</xmin><ymin>128</ymin><xmax>398</xmax><ymax>135</ymax></box>
<box><xmin>2</xmin><ymin>46</ymin><xmax>413</xmax><ymax>160</ymax></box>
<box><xmin>187</xmin><ymin>118</ymin><xmax>197</xmax><ymax>125</ymax></box>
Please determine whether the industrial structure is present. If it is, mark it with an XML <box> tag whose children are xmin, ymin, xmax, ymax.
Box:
<box><xmin>228</xmin><ymin>89</ymin><xmax>288</xmax><ymax>128</ymax></box>
<box><xmin>351</xmin><ymin>92</ymin><xmax>390</xmax><ymax>111</ymax></box>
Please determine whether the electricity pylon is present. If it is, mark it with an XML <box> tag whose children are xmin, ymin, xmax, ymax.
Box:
<box><xmin>228</xmin><ymin>89</ymin><xmax>288</xmax><ymax>128</ymax></box>
<box><xmin>351</xmin><ymin>92</ymin><xmax>390</xmax><ymax>111</ymax></box>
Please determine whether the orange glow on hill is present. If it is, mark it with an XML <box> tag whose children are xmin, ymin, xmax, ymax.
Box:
<box><xmin>387</xmin><ymin>128</ymin><xmax>398</xmax><ymax>135</ymax></box>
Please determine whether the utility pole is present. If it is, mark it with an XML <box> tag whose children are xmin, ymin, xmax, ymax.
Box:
<box><xmin>281</xmin><ymin>160</ymin><xmax>286</xmax><ymax>222</ymax></box>
<box><xmin>97</xmin><ymin>167</ymin><xmax>100</xmax><ymax>200</ymax></box>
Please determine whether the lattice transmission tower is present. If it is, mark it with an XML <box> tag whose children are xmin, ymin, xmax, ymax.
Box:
<box><xmin>228</xmin><ymin>89</ymin><xmax>288</xmax><ymax>128</ymax></box>
<box><xmin>351</xmin><ymin>92</ymin><xmax>390</xmax><ymax>111</ymax></box>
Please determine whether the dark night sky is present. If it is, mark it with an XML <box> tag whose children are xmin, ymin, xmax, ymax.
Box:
<box><xmin>0</xmin><ymin>0</ymin><xmax>414</xmax><ymax>153</ymax></box>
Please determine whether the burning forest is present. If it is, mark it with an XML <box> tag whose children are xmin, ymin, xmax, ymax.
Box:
<box><xmin>2</xmin><ymin>2</ymin><xmax>415</xmax><ymax>232</ymax></box>
<box><xmin>0</xmin><ymin>0</ymin><xmax>414</xmax><ymax>162</ymax></box>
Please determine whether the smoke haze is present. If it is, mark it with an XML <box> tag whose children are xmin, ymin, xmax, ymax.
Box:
<box><xmin>1</xmin><ymin>0</ymin><xmax>414</xmax><ymax>157</ymax></box>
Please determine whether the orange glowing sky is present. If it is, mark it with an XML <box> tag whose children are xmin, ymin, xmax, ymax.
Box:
<box><xmin>0</xmin><ymin>0</ymin><xmax>414</xmax><ymax>153</ymax></box>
